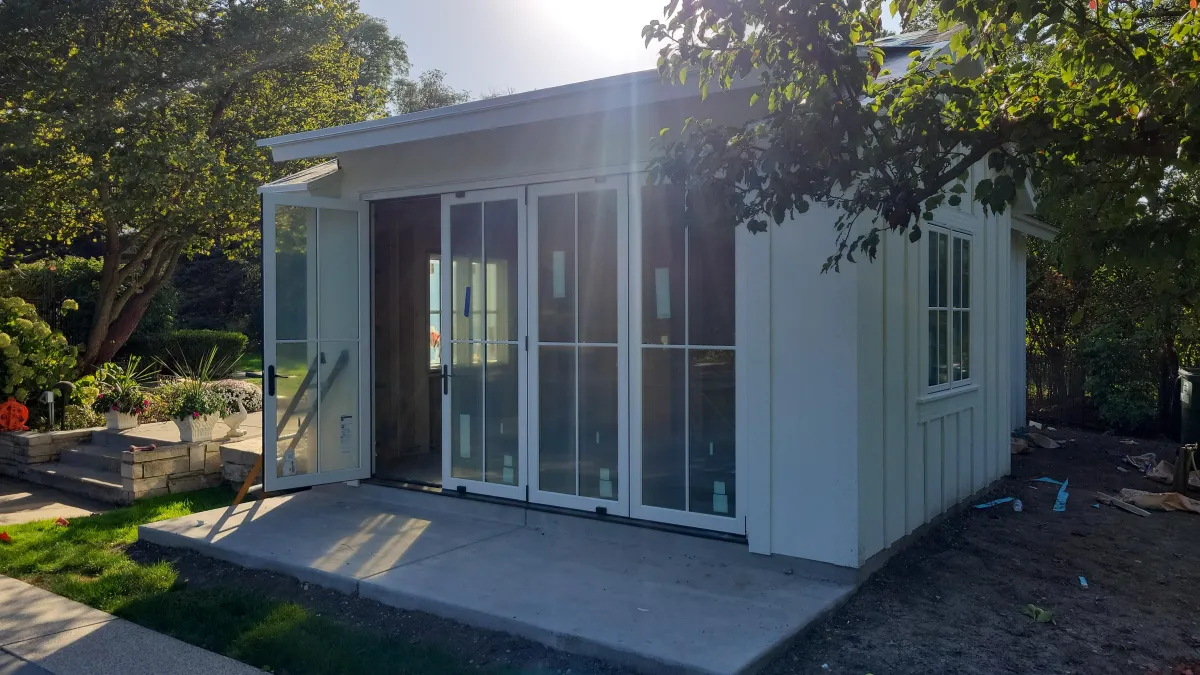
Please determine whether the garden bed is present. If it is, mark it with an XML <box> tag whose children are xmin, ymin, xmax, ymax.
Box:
<box><xmin>769</xmin><ymin>426</ymin><xmax>1200</xmax><ymax>675</ymax></box>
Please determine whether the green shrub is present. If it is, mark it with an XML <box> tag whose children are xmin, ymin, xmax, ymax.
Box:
<box><xmin>153</xmin><ymin>329</ymin><xmax>247</xmax><ymax>377</ymax></box>
<box><xmin>63</xmin><ymin>404</ymin><xmax>103</xmax><ymax>430</ymax></box>
<box><xmin>0</xmin><ymin>257</ymin><xmax>176</xmax><ymax>350</ymax></box>
<box><xmin>1080</xmin><ymin>323</ymin><xmax>1159</xmax><ymax>433</ymax></box>
<box><xmin>0</xmin><ymin>297</ymin><xmax>77</xmax><ymax>407</ymax></box>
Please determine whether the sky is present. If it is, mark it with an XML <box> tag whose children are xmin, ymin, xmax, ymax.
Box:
<box><xmin>359</xmin><ymin>0</ymin><xmax>904</xmax><ymax>96</ymax></box>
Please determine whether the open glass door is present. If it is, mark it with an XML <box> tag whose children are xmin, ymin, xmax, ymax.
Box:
<box><xmin>263</xmin><ymin>194</ymin><xmax>371</xmax><ymax>491</ymax></box>
<box><xmin>440</xmin><ymin>188</ymin><xmax>527</xmax><ymax>499</ymax></box>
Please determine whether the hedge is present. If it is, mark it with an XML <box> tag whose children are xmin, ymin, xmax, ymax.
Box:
<box><xmin>152</xmin><ymin>329</ymin><xmax>248</xmax><ymax>375</ymax></box>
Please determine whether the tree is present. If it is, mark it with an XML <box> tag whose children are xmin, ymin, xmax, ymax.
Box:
<box><xmin>0</xmin><ymin>0</ymin><xmax>406</xmax><ymax>370</ymax></box>
<box><xmin>642</xmin><ymin>0</ymin><xmax>1200</xmax><ymax>271</ymax></box>
<box><xmin>391</xmin><ymin>69</ymin><xmax>471</xmax><ymax>114</ymax></box>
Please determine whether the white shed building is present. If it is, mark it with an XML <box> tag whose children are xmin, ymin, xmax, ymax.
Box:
<box><xmin>256</xmin><ymin>46</ymin><xmax>1054</xmax><ymax>574</ymax></box>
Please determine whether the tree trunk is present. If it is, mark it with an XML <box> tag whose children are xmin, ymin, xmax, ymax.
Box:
<box><xmin>79</xmin><ymin>234</ymin><xmax>179</xmax><ymax>372</ymax></box>
<box><xmin>88</xmin><ymin>288</ymin><xmax>158</xmax><ymax>366</ymax></box>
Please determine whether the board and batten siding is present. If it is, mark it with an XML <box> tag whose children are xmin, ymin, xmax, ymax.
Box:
<box><xmin>856</xmin><ymin>162</ymin><xmax>1013</xmax><ymax>565</ymax></box>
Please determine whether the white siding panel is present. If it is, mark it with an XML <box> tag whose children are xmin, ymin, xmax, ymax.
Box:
<box><xmin>942</xmin><ymin>412</ymin><xmax>959</xmax><ymax>508</ymax></box>
<box><xmin>857</xmin><ymin>231</ymin><xmax>886</xmax><ymax>561</ymax></box>
<box><xmin>769</xmin><ymin>206</ymin><xmax>860</xmax><ymax>567</ymax></box>
<box><xmin>905</xmin><ymin>232</ymin><xmax>925</xmax><ymax>535</ymax></box>
<box><xmin>959</xmin><ymin>407</ymin><xmax>974</xmax><ymax>499</ymax></box>
<box><xmin>924</xmin><ymin>418</ymin><xmax>943</xmax><ymax>521</ymax></box>
<box><xmin>882</xmin><ymin>236</ymin><xmax>909</xmax><ymax>547</ymax></box>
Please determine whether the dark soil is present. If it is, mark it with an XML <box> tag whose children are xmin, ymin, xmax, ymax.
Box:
<box><xmin>127</xmin><ymin>540</ymin><xmax>636</xmax><ymax>675</ymax></box>
<box><xmin>766</xmin><ymin>426</ymin><xmax>1200</xmax><ymax>675</ymax></box>
<box><xmin>130</xmin><ymin>426</ymin><xmax>1200</xmax><ymax>675</ymax></box>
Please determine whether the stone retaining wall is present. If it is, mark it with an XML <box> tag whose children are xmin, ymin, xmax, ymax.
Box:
<box><xmin>121</xmin><ymin>442</ymin><xmax>224</xmax><ymax>503</ymax></box>
<box><xmin>220</xmin><ymin>444</ymin><xmax>262</xmax><ymax>486</ymax></box>
<box><xmin>0</xmin><ymin>429</ymin><xmax>95</xmax><ymax>478</ymax></box>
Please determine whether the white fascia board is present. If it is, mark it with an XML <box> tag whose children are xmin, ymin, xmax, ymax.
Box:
<box><xmin>259</xmin><ymin>70</ymin><xmax>750</xmax><ymax>162</ymax></box>
<box><xmin>1012</xmin><ymin>213</ymin><xmax>1058</xmax><ymax>240</ymax></box>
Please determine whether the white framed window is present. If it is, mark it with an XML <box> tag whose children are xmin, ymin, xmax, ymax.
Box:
<box><xmin>429</xmin><ymin>255</ymin><xmax>441</xmax><ymax>368</ymax></box>
<box><xmin>926</xmin><ymin>226</ymin><xmax>971</xmax><ymax>392</ymax></box>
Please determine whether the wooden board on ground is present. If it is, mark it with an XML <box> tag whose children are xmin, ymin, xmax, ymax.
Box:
<box><xmin>1095</xmin><ymin>491</ymin><xmax>1152</xmax><ymax>517</ymax></box>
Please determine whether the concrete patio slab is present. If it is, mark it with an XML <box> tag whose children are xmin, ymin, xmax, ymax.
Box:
<box><xmin>141</xmin><ymin>488</ymin><xmax>522</xmax><ymax>593</ymax></box>
<box><xmin>141</xmin><ymin>486</ymin><xmax>854</xmax><ymax>674</ymax></box>
<box><xmin>0</xmin><ymin>576</ymin><xmax>263</xmax><ymax>675</ymax></box>
<box><xmin>360</xmin><ymin>524</ymin><xmax>850</xmax><ymax>674</ymax></box>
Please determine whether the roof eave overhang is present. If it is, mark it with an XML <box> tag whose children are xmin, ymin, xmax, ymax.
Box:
<box><xmin>258</xmin><ymin>70</ymin><xmax>732</xmax><ymax>162</ymax></box>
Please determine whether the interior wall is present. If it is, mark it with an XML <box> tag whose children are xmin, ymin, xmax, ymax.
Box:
<box><xmin>372</xmin><ymin>196</ymin><xmax>442</xmax><ymax>482</ymax></box>
<box><xmin>856</xmin><ymin>160</ymin><xmax>1013</xmax><ymax>566</ymax></box>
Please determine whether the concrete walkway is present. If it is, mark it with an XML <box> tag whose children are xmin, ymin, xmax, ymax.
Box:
<box><xmin>0</xmin><ymin>478</ymin><xmax>108</xmax><ymax>526</ymax></box>
<box><xmin>0</xmin><ymin>576</ymin><xmax>262</xmax><ymax>675</ymax></box>
<box><xmin>141</xmin><ymin>484</ymin><xmax>854</xmax><ymax>675</ymax></box>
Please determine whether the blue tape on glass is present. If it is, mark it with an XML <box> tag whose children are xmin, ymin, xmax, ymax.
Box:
<box><xmin>464</xmin><ymin>286</ymin><xmax>471</xmax><ymax>317</ymax></box>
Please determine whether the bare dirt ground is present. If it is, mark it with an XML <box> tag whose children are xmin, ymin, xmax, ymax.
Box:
<box><xmin>768</xmin><ymin>426</ymin><xmax>1200</xmax><ymax>675</ymax></box>
<box><xmin>131</xmin><ymin>425</ymin><xmax>1200</xmax><ymax>675</ymax></box>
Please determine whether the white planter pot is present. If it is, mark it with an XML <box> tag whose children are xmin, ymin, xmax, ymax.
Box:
<box><xmin>222</xmin><ymin>399</ymin><xmax>248</xmax><ymax>438</ymax></box>
<box><xmin>105</xmin><ymin>410</ymin><xmax>139</xmax><ymax>431</ymax></box>
<box><xmin>173</xmin><ymin>414</ymin><xmax>220</xmax><ymax>443</ymax></box>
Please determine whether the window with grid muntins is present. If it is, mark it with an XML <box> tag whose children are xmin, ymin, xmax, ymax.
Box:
<box><xmin>927</xmin><ymin>227</ymin><xmax>971</xmax><ymax>390</ymax></box>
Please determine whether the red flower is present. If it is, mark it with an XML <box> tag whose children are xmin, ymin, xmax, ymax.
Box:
<box><xmin>192</xmin><ymin>411</ymin><xmax>199</xmax><ymax>418</ymax></box>
<box><xmin>111</xmin><ymin>405</ymin><xmax>118</xmax><ymax>411</ymax></box>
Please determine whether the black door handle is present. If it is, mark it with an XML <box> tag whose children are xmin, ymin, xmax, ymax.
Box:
<box><xmin>441</xmin><ymin>365</ymin><xmax>451</xmax><ymax>394</ymax></box>
<box><xmin>267</xmin><ymin>366</ymin><xmax>291</xmax><ymax>396</ymax></box>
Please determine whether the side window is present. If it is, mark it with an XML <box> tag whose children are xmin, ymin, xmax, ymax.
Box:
<box><xmin>927</xmin><ymin>227</ymin><xmax>971</xmax><ymax>391</ymax></box>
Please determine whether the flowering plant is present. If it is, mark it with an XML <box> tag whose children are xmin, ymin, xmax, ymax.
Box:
<box><xmin>163</xmin><ymin>379</ymin><xmax>228</xmax><ymax>420</ymax></box>
<box><xmin>90</xmin><ymin>357</ymin><xmax>154</xmax><ymax>416</ymax></box>
<box><xmin>208</xmin><ymin>379</ymin><xmax>263</xmax><ymax>414</ymax></box>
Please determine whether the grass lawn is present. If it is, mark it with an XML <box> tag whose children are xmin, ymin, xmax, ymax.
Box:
<box><xmin>0</xmin><ymin>489</ymin><xmax>503</xmax><ymax>675</ymax></box>
<box><xmin>234</xmin><ymin>351</ymin><xmax>263</xmax><ymax>373</ymax></box>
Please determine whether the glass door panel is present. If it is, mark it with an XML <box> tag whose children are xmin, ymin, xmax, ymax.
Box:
<box><xmin>631</xmin><ymin>182</ymin><xmax>739</xmax><ymax>533</ymax></box>
<box><xmin>440</xmin><ymin>188</ymin><xmax>526</xmax><ymax>499</ymax></box>
<box><xmin>528</xmin><ymin>180</ymin><xmax>628</xmax><ymax>513</ymax></box>
<box><xmin>263</xmin><ymin>195</ymin><xmax>370</xmax><ymax>492</ymax></box>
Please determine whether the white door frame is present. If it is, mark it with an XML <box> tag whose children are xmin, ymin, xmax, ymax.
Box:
<box><xmin>627</xmin><ymin>175</ymin><xmax>745</xmax><ymax>534</ymax></box>
<box><xmin>526</xmin><ymin>177</ymin><xmax>630</xmax><ymax>515</ymax></box>
<box><xmin>262</xmin><ymin>193</ymin><xmax>372</xmax><ymax>492</ymax></box>
<box><xmin>440</xmin><ymin>186</ymin><xmax>528</xmax><ymax>501</ymax></box>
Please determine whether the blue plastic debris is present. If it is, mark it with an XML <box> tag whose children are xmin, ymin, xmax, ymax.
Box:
<box><xmin>1092</xmin><ymin>503</ymin><xmax>1101</xmax><ymax>509</ymax></box>
<box><xmin>1079</xmin><ymin>576</ymin><xmax>1088</xmax><ymax>589</ymax></box>
<box><xmin>1053</xmin><ymin>479</ymin><xmax>1070</xmax><ymax>512</ymax></box>
<box><xmin>974</xmin><ymin>497</ymin><xmax>1015</xmax><ymax>509</ymax></box>
<box><xmin>1034</xmin><ymin>477</ymin><xmax>1064</xmax><ymax>485</ymax></box>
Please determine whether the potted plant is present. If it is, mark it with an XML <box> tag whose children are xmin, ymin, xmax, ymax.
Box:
<box><xmin>157</xmin><ymin>347</ymin><xmax>229</xmax><ymax>442</ymax></box>
<box><xmin>164</xmin><ymin>379</ymin><xmax>228</xmax><ymax>442</ymax></box>
<box><xmin>90</xmin><ymin>357</ymin><xmax>153</xmax><ymax>430</ymax></box>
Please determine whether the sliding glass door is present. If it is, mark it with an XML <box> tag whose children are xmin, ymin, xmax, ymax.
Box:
<box><xmin>527</xmin><ymin>179</ymin><xmax>629</xmax><ymax>513</ymax></box>
<box><xmin>433</xmin><ymin>177</ymin><xmax>739</xmax><ymax>533</ymax></box>
<box><xmin>440</xmin><ymin>188</ymin><xmax>527</xmax><ymax>500</ymax></box>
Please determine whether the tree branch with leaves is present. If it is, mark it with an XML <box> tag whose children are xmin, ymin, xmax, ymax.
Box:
<box><xmin>643</xmin><ymin>0</ymin><xmax>1200</xmax><ymax>271</ymax></box>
